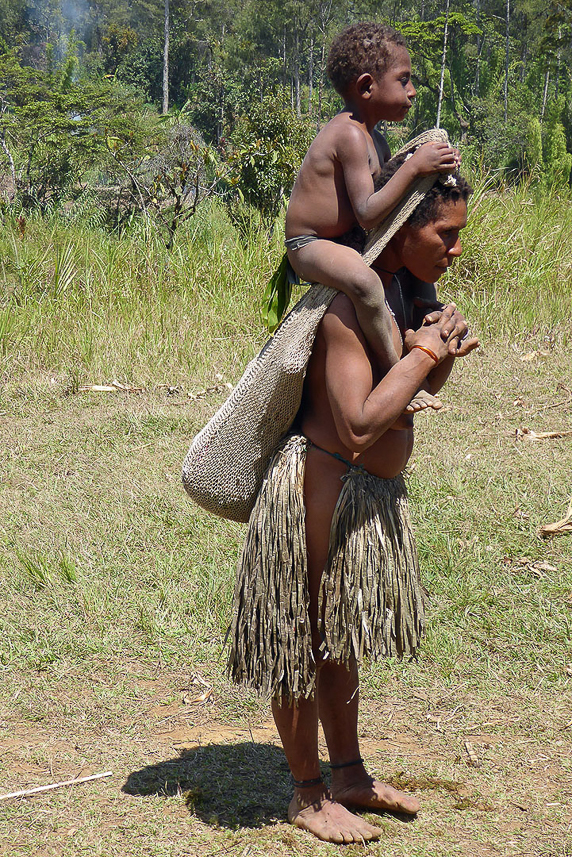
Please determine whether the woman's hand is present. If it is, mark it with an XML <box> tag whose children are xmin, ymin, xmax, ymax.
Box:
<box><xmin>421</xmin><ymin>302</ymin><xmax>479</xmax><ymax>356</ymax></box>
<box><xmin>404</xmin><ymin>304</ymin><xmax>461</xmax><ymax>364</ymax></box>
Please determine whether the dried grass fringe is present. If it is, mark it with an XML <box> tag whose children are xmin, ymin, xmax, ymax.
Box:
<box><xmin>228</xmin><ymin>435</ymin><xmax>425</xmax><ymax>702</ymax></box>
<box><xmin>320</xmin><ymin>467</ymin><xmax>424</xmax><ymax>665</ymax></box>
<box><xmin>228</xmin><ymin>435</ymin><xmax>315</xmax><ymax>701</ymax></box>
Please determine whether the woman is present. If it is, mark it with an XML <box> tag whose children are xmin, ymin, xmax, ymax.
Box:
<box><xmin>229</xmin><ymin>161</ymin><xmax>479</xmax><ymax>843</ymax></box>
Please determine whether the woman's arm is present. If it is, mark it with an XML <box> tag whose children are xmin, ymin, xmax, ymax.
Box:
<box><xmin>322</xmin><ymin>296</ymin><xmax>458</xmax><ymax>452</ymax></box>
<box><xmin>406</xmin><ymin>304</ymin><xmax>479</xmax><ymax>394</ymax></box>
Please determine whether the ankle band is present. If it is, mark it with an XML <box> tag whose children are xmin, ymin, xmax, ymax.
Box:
<box><xmin>292</xmin><ymin>776</ymin><xmax>323</xmax><ymax>788</ymax></box>
<box><xmin>329</xmin><ymin>757</ymin><xmax>364</xmax><ymax>770</ymax></box>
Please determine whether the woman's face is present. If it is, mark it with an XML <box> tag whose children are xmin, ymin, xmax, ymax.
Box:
<box><xmin>389</xmin><ymin>198</ymin><xmax>467</xmax><ymax>283</ymax></box>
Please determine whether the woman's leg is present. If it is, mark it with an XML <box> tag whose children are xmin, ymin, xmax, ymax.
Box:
<box><xmin>270</xmin><ymin>447</ymin><xmax>380</xmax><ymax>843</ymax></box>
<box><xmin>317</xmin><ymin>657</ymin><xmax>420</xmax><ymax>815</ymax></box>
<box><xmin>305</xmin><ymin>448</ymin><xmax>420</xmax><ymax>816</ymax></box>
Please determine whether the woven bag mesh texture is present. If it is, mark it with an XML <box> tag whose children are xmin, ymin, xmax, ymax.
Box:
<box><xmin>182</xmin><ymin>129</ymin><xmax>450</xmax><ymax>523</ymax></box>
<box><xmin>182</xmin><ymin>284</ymin><xmax>336</xmax><ymax>522</ymax></box>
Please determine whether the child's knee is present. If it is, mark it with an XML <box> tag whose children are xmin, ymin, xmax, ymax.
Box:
<box><xmin>345</xmin><ymin>266</ymin><xmax>381</xmax><ymax>305</ymax></box>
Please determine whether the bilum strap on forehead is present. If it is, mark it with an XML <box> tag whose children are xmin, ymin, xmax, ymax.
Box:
<box><xmin>361</xmin><ymin>127</ymin><xmax>452</xmax><ymax>266</ymax></box>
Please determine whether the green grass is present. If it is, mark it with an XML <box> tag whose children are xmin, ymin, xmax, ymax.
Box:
<box><xmin>0</xmin><ymin>188</ymin><xmax>571</xmax><ymax>855</ymax></box>
<box><xmin>447</xmin><ymin>174</ymin><xmax>572</xmax><ymax>341</ymax></box>
<box><xmin>2</xmin><ymin>177</ymin><xmax>572</xmax><ymax>388</ymax></box>
<box><xmin>0</xmin><ymin>201</ymin><xmax>278</xmax><ymax>387</ymax></box>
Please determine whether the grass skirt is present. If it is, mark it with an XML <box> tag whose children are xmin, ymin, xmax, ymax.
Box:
<box><xmin>228</xmin><ymin>435</ymin><xmax>425</xmax><ymax>701</ymax></box>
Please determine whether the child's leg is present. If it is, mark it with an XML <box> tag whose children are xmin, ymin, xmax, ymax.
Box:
<box><xmin>289</xmin><ymin>241</ymin><xmax>442</xmax><ymax>412</ymax></box>
<box><xmin>288</xmin><ymin>240</ymin><xmax>398</xmax><ymax>372</ymax></box>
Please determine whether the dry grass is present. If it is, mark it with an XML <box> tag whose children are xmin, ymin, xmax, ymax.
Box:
<box><xmin>0</xmin><ymin>341</ymin><xmax>570</xmax><ymax>856</ymax></box>
<box><xmin>0</xmin><ymin>191</ymin><xmax>572</xmax><ymax>855</ymax></box>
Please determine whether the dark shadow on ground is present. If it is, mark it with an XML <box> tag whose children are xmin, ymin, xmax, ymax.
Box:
<box><xmin>123</xmin><ymin>741</ymin><xmax>306</xmax><ymax>828</ymax></box>
<box><xmin>123</xmin><ymin>741</ymin><xmax>420</xmax><ymax>829</ymax></box>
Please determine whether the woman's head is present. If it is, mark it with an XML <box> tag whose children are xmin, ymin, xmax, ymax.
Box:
<box><xmin>375</xmin><ymin>155</ymin><xmax>472</xmax><ymax>283</ymax></box>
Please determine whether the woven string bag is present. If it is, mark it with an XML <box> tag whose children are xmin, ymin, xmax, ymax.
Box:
<box><xmin>182</xmin><ymin>128</ymin><xmax>450</xmax><ymax>522</ymax></box>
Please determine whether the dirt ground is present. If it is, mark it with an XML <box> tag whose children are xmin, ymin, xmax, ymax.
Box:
<box><xmin>1</xmin><ymin>658</ymin><xmax>571</xmax><ymax>857</ymax></box>
<box><xmin>1</xmin><ymin>343</ymin><xmax>572</xmax><ymax>856</ymax></box>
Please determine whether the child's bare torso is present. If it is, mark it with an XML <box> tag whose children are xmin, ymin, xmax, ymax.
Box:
<box><xmin>285</xmin><ymin>112</ymin><xmax>390</xmax><ymax>240</ymax></box>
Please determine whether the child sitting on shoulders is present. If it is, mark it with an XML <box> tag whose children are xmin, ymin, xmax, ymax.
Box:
<box><xmin>285</xmin><ymin>22</ymin><xmax>457</xmax><ymax>410</ymax></box>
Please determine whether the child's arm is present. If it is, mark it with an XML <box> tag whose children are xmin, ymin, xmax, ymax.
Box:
<box><xmin>338</xmin><ymin>128</ymin><xmax>456</xmax><ymax>231</ymax></box>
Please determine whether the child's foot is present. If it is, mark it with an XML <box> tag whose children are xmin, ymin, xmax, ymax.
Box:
<box><xmin>404</xmin><ymin>388</ymin><xmax>443</xmax><ymax>414</ymax></box>
<box><xmin>331</xmin><ymin>765</ymin><xmax>420</xmax><ymax>816</ymax></box>
<box><xmin>288</xmin><ymin>784</ymin><xmax>381</xmax><ymax>843</ymax></box>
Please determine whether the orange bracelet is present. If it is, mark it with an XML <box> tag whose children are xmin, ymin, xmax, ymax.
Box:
<box><xmin>411</xmin><ymin>344</ymin><xmax>439</xmax><ymax>363</ymax></box>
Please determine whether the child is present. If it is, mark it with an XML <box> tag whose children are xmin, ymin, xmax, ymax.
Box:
<box><xmin>285</xmin><ymin>22</ymin><xmax>457</xmax><ymax>408</ymax></box>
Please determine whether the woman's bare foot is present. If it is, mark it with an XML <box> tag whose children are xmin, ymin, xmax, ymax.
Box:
<box><xmin>331</xmin><ymin>766</ymin><xmax>420</xmax><ymax>816</ymax></box>
<box><xmin>288</xmin><ymin>783</ymin><xmax>381</xmax><ymax>843</ymax></box>
<box><xmin>405</xmin><ymin>388</ymin><xmax>443</xmax><ymax>413</ymax></box>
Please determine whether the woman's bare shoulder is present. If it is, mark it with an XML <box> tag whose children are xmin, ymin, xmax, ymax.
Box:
<box><xmin>320</xmin><ymin>293</ymin><xmax>367</xmax><ymax>349</ymax></box>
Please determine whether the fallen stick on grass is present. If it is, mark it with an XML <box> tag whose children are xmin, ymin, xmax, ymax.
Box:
<box><xmin>0</xmin><ymin>771</ymin><xmax>113</xmax><ymax>801</ymax></box>
<box><xmin>517</xmin><ymin>426</ymin><xmax>572</xmax><ymax>440</ymax></box>
<box><xmin>464</xmin><ymin>740</ymin><xmax>481</xmax><ymax>767</ymax></box>
<box><xmin>540</xmin><ymin>494</ymin><xmax>572</xmax><ymax>538</ymax></box>
<box><xmin>78</xmin><ymin>381</ymin><xmax>143</xmax><ymax>393</ymax></box>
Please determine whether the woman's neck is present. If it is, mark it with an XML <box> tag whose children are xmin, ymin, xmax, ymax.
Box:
<box><xmin>370</xmin><ymin>243</ymin><xmax>404</xmax><ymax>284</ymax></box>
<box><xmin>370</xmin><ymin>260</ymin><xmax>399</xmax><ymax>288</ymax></box>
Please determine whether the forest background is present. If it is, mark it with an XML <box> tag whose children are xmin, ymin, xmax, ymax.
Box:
<box><xmin>0</xmin><ymin>0</ymin><xmax>571</xmax><ymax>236</ymax></box>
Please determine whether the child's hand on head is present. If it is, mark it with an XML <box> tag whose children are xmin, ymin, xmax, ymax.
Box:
<box><xmin>409</xmin><ymin>142</ymin><xmax>457</xmax><ymax>177</ymax></box>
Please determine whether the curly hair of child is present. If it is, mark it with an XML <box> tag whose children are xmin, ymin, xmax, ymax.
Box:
<box><xmin>326</xmin><ymin>22</ymin><xmax>407</xmax><ymax>95</ymax></box>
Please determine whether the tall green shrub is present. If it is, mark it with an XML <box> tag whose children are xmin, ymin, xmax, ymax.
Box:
<box><xmin>227</xmin><ymin>95</ymin><xmax>313</xmax><ymax>223</ymax></box>
<box><xmin>542</xmin><ymin>99</ymin><xmax>572</xmax><ymax>188</ymax></box>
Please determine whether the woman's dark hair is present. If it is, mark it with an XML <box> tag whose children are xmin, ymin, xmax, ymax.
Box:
<box><xmin>376</xmin><ymin>151</ymin><xmax>472</xmax><ymax>227</ymax></box>
<box><xmin>327</xmin><ymin>22</ymin><xmax>407</xmax><ymax>96</ymax></box>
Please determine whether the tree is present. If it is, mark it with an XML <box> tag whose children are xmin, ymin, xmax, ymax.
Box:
<box><xmin>0</xmin><ymin>0</ymin><xmax>570</xmax><ymax>196</ymax></box>
<box><xmin>162</xmin><ymin>0</ymin><xmax>169</xmax><ymax>114</ymax></box>
<box><xmin>436</xmin><ymin>0</ymin><xmax>450</xmax><ymax>127</ymax></box>
<box><xmin>106</xmin><ymin>109</ymin><xmax>225</xmax><ymax>247</ymax></box>
<box><xmin>0</xmin><ymin>47</ymin><xmax>150</xmax><ymax>208</ymax></box>
<box><xmin>542</xmin><ymin>97</ymin><xmax>572</xmax><ymax>187</ymax></box>
<box><xmin>226</xmin><ymin>95</ymin><xmax>313</xmax><ymax>224</ymax></box>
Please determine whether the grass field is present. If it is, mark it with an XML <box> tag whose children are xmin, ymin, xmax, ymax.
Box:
<box><xmin>0</xmin><ymin>184</ymin><xmax>571</xmax><ymax>856</ymax></box>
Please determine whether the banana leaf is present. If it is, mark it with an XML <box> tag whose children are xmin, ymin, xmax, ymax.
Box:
<box><xmin>262</xmin><ymin>253</ymin><xmax>291</xmax><ymax>333</ymax></box>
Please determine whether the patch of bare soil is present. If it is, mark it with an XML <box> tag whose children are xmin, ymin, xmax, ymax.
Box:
<box><xmin>1</xmin><ymin>663</ymin><xmax>571</xmax><ymax>857</ymax></box>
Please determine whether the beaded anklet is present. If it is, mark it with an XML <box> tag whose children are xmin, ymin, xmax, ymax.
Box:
<box><xmin>292</xmin><ymin>776</ymin><xmax>324</xmax><ymax>788</ymax></box>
